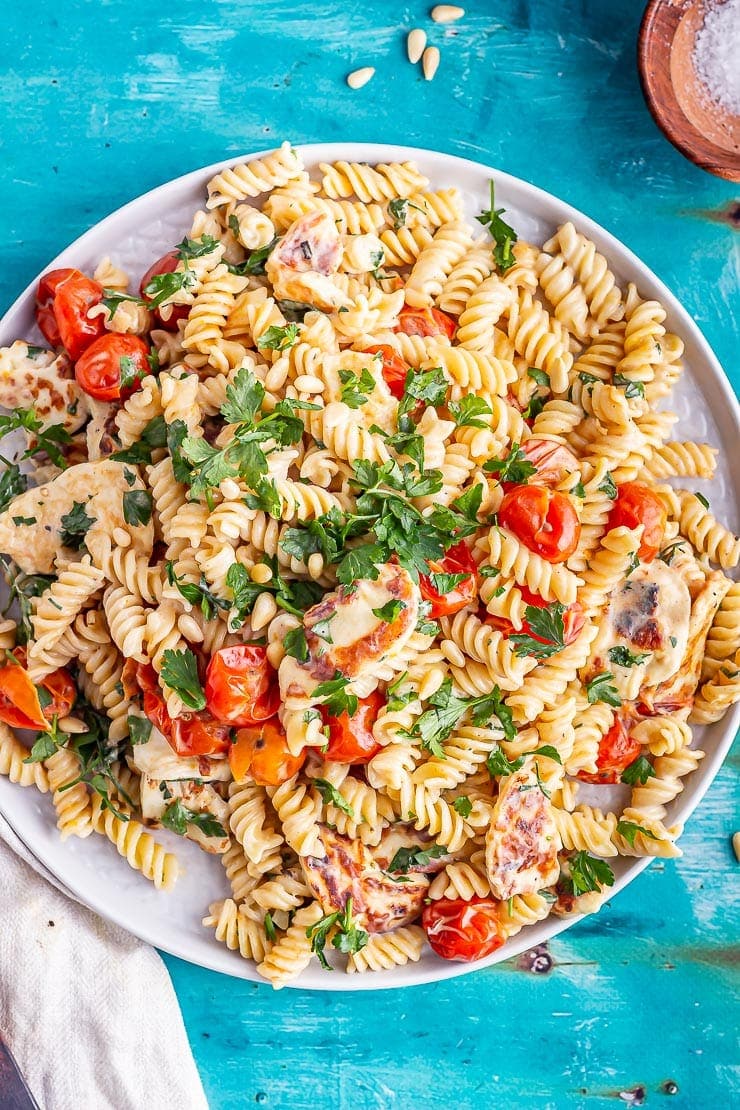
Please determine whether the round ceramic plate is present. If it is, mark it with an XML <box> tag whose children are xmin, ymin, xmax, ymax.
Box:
<box><xmin>0</xmin><ymin>144</ymin><xmax>738</xmax><ymax>990</ymax></box>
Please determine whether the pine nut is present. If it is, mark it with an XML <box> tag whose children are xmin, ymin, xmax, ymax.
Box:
<box><xmin>250</xmin><ymin>562</ymin><xmax>273</xmax><ymax>585</ymax></box>
<box><xmin>733</xmin><ymin>831</ymin><xmax>740</xmax><ymax>862</ymax></box>
<box><xmin>422</xmin><ymin>45</ymin><xmax>440</xmax><ymax>81</ymax></box>
<box><xmin>347</xmin><ymin>67</ymin><xmax>376</xmax><ymax>90</ymax></box>
<box><xmin>113</xmin><ymin>527</ymin><xmax>131</xmax><ymax>547</ymax></box>
<box><xmin>252</xmin><ymin>591</ymin><xmax>278</xmax><ymax>632</ymax></box>
<box><xmin>177</xmin><ymin>613</ymin><xmax>204</xmax><ymax>642</ymax></box>
<box><xmin>431</xmin><ymin>4</ymin><xmax>464</xmax><ymax>23</ymax></box>
<box><xmin>407</xmin><ymin>28</ymin><xmax>426</xmax><ymax>63</ymax></box>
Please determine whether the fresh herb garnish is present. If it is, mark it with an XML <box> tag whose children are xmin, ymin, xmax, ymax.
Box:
<box><xmin>339</xmin><ymin>366</ymin><xmax>375</xmax><ymax>409</ymax></box>
<box><xmin>159</xmin><ymin>648</ymin><xmax>206</xmax><ymax>711</ymax></box>
<box><xmin>510</xmin><ymin>604</ymin><xmax>567</xmax><ymax>659</ymax></box>
<box><xmin>448</xmin><ymin>396</ymin><xmax>492</xmax><ymax>429</ymax></box>
<box><xmin>564</xmin><ymin>851</ymin><xmax>615</xmax><ymax>896</ymax></box>
<box><xmin>598</xmin><ymin>471</ymin><xmax>618</xmax><ymax>499</ymax></box>
<box><xmin>453</xmin><ymin>796</ymin><xmax>473</xmax><ymax>818</ymax></box>
<box><xmin>284</xmin><ymin>625</ymin><xmax>309</xmax><ymax>663</ymax></box>
<box><xmin>128</xmin><ymin>715</ymin><xmax>152</xmax><ymax>746</ymax></box>
<box><xmin>657</xmin><ymin>540</ymin><xmax>686</xmax><ymax>565</ymax></box>
<box><xmin>164</xmin><ymin>561</ymin><xmax>229</xmax><ymax>621</ymax></box>
<box><xmin>476</xmin><ymin>180</ymin><xmax>518</xmax><ymax>272</ymax></box>
<box><xmin>483</xmin><ymin>443</ymin><xmax>537</xmax><ymax>485</ymax></box>
<box><xmin>616</xmin><ymin>819</ymin><xmax>658</xmax><ymax>848</ymax></box>
<box><xmin>372</xmin><ymin>600</ymin><xmax>406</xmax><ymax>623</ymax></box>
<box><xmin>694</xmin><ymin>491</ymin><xmax>710</xmax><ymax>510</ymax></box>
<box><xmin>388</xmin><ymin>844</ymin><xmax>447</xmax><ymax>873</ymax></box>
<box><xmin>620</xmin><ymin>755</ymin><xmax>656</xmax><ymax>786</ymax></box>
<box><xmin>59</xmin><ymin>501</ymin><xmax>95</xmax><ymax>549</ymax></box>
<box><xmin>307</xmin><ymin>897</ymin><xmax>369</xmax><ymax>970</ymax></box>
<box><xmin>161</xmin><ymin>799</ymin><xmax>227</xmax><ymax>839</ymax></box>
<box><xmin>122</xmin><ymin>489</ymin><xmax>153</xmax><ymax>527</ymax></box>
<box><xmin>313</xmin><ymin>672</ymin><xmax>358</xmax><ymax>718</ymax></box>
<box><xmin>405</xmin><ymin>678</ymin><xmax>514</xmax><ymax>758</ymax></box>
<box><xmin>608</xmin><ymin>645</ymin><xmax>650</xmax><ymax>669</ymax></box>
<box><xmin>313</xmin><ymin>778</ymin><xmax>354</xmax><ymax>817</ymax></box>
<box><xmin>585</xmin><ymin>671</ymin><xmax>622</xmax><ymax>707</ymax></box>
<box><xmin>111</xmin><ymin>414</ymin><xmax>167</xmax><ymax>465</ymax></box>
<box><xmin>612</xmin><ymin>373</ymin><xmax>645</xmax><ymax>400</ymax></box>
<box><xmin>257</xmin><ymin>323</ymin><xmax>300</xmax><ymax>352</ymax></box>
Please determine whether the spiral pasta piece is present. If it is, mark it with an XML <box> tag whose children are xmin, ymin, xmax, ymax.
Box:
<box><xmin>543</xmin><ymin>222</ymin><xmax>624</xmax><ymax>326</ymax></box>
<box><xmin>673</xmin><ymin>490</ymin><xmax>740</xmax><ymax>569</ymax></box>
<box><xmin>91</xmin><ymin>795</ymin><xmax>179</xmax><ymax>890</ymax></box>
<box><xmin>46</xmin><ymin>747</ymin><xmax>94</xmax><ymax>840</ymax></box>
<box><xmin>207</xmin><ymin>142</ymin><xmax>304</xmax><ymax>207</ymax></box>
<box><xmin>347</xmin><ymin>926</ymin><xmax>426</xmax><ymax>973</ymax></box>
<box><xmin>256</xmin><ymin>901</ymin><xmax>323</xmax><ymax>988</ymax></box>
<box><xmin>203</xmin><ymin>898</ymin><xmax>272</xmax><ymax>961</ymax></box>
<box><xmin>0</xmin><ymin>724</ymin><xmax>49</xmax><ymax>791</ymax></box>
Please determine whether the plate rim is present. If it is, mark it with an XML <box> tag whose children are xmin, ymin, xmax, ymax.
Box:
<box><xmin>0</xmin><ymin>141</ymin><xmax>738</xmax><ymax>991</ymax></box>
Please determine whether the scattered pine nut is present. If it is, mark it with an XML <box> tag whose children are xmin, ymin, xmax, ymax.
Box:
<box><xmin>346</xmin><ymin>67</ymin><xmax>375</xmax><ymax>90</ymax></box>
<box><xmin>733</xmin><ymin>831</ymin><xmax>740</xmax><ymax>862</ymax></box>
<box><xmin>407</xmin><ymin>28</ymin><xmax>427</xmax><ymax>63</ymax></box>
<box><xmin>431</xmin><ymin>4</ymin><xmax>464</xmax><ymax>23</ymax></box>
<box><xmin>422</xmin><ymin>45</ymin><xmax>440</xmax><ymax>81</ymax></box>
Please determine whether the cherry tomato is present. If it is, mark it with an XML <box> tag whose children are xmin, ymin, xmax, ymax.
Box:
<box><xmin>0</xmin><ymin>647</ymin><xmax>75</xmax><ymax>730</ymax></box>
<box><xmin>522</xmin><ymin>438</ymin><xmax>580</xmax><ymax>488</ymax></box>
<box><xmin>608</xmin><ymin>483</ymin><xmax>667</xmax><ymax>562</ymax></box>
<box><xmin>75</xmin><ymin>333</ymin><xmax>149</xmax><ymax>402</ymax></box>
<box><xmin>319</xmin><ymin>690</ymin><xmax>384</xmax><ymax>765</ymax></box>
<box><xmin>498</xmin><ymin>485</ymin><xmax>580</xmax><ymax>563</ymax></box>
<box><xmin>140</xmin><ymin>251</ymin><xmax>189</xmax><ymax>330</ymax></box>
<box><xmin>422</xmin><ymin>898</ymin><xmax>506</xmax><ymax>962</ymax></box>
<box><xmin>36</xmin><ymin>268</ymin><xmax>105</xmax><ymax>360</ymax></box>
<box><xmin>419</xmin><ymin>541</ymin><xmax>478</xmax><ymax>619</ymax></box>
<box><xmin>577</xmin><ymin>714</ymin><xmax>642</xmax><ymax>784</ymax></box>
<box><xmin>359</xmin><ymin>345</ymin><xmax>410</xmax><ymax>401</ymax></box>
<box><xmin>395</xmin><ymin>306</ymin><xmax>456</xmax><ymax>340</ymax></box>
<box><xmin>205</xmin><ymin>645</ymin><xmax>280</xmax><ymax>728</ymax></box>
<box><xmin>229</xmin><ymin>720</ymin><xmax>305</xmax><ymax>786</ymax></box>
<box><xmin>485</xmin><ymin>588</ymin><xmax>585</xmax><ymax>645</ymax></box>
<box><xmin>136</xmin><ymin>662</ymin><xmax>231</xmax><ymax>757</ymax></box>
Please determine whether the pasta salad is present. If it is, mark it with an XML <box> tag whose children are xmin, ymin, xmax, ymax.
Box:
<box><xmin>0</xmin><ymin>143</ymin><xmax>738</xmax><ymax>988</ymax></box>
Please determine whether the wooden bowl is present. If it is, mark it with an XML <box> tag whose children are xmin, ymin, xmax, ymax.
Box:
<box><xmin>639</xmin><ymin>0</ymin><xmax>740</xmax><ymax>181</ymax></box>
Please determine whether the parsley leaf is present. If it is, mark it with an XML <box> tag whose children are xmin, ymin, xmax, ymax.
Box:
<box><xmin>486</xmin><ymin>746</ymin><xmax>524</xmax><ymax>778</ymax></box>
<box><xmin>565</xmin><ymin>851</ymin><xmax>615</xmax><ymax>896</ymax></box>
<box><xmin>612</xmin><ymin>373</ymin><xmax>645</xmax><ymax>400</ymax></box>
<box><xmin>313</xmin><ymin>672</ymin><xmax>358</xmax><ymax>718</ymax></box>
<box><xmin>483</xmin><ymin>443</ymin><xmax>537</xmax><ymax>485</ymax></box>
<box><xmin>453</xmin><ymin>796</ymin><xmax>473</xmax><ymax>818</ymax></box>
<box><xmin>313</xmin><ymin>778</ymin><xmax>354</xmax><ymax>817</ymax></box>
<box><xmin>388</xmin><ymin>844</ymin><xmax>447</xmax><ymax>873</ymax></box>
<box><xmin>407</xmin><ymin>679</ymin><xmax>514</xmax><ymax>757</ymax></box>
<box><xmin>694</xmin><ymin>491</ymin><xmax>710</xmax><ymax>510</ymax></box>
<box><xmin>510</xmin><ymin>604</ymin><xmax>567</xmax><ymax>659</ymax></box>
<box><xmin>161</xmin><ymin>799</ymin><xmax>227</xmax><ymax>839</ymax></box>
<box><xmin>527</xmin><ymin>367</ymin><xmax>550</xmax><ymax>388</ymax></box>
<box><xmin>220</xmin><ymin>364</ymin><xmax>266</xmax><ymax>424</ymax></box>
<box><xmin>340</xmin><ymin>366</ymin><xmax>375</xmax><ymax>409</ymax></box>
<box><xmin>449</xmin><ymin>396</ymin><xmax>492</xmax><ymax>429</ymax></box>
<box><xmin>228</xmin><ymin>237</ymin><xmax>280</xmax><ymax>276</ymax></box>
<box><xmin>616</xmin><ymin>819</ymin><xmax>658</xmax><ymax>848</ymax></box>
<box><xmin>657</xmin><ymin>540</ymin><xmax>686</xmax><ymax>565</ymax></box>
<box><xmin>165</xmin><ymin>562</ymin><xmax>229</xmax><ymax>621</ymax></box>
<box><xmin>585</xmin><ymin>671</ymin><xmax>622</xmax><ymax>707</ymax></box>
<box><xmin>111</xmin><ymin>414</ymin><xmax>167</xmax><ymax>465</ymax></box>
<box><xmin>175</xmin><ymin>234</ymin><xmax>220</xmax><ymax>260</ymax></box>
<box><xmin>372</xmin><ymin>600</ymin><xmax>406</xmax><ymax>623</ymax></box>
<box><xmin>450</xmin><ymin>484</ymin><xmax>483</xmax><ymax>523</ymax></box>
<box><xmin>0</xmin><ymin>465</ymin><xmax>27</xmax><ymax>513</ymax></box>
<box><xmin>122</xmin><ymin>489</ymin><xmax>153</xmax><ymax>527</ymax></box>
<box><xmin>128</xmin><ymin>715</ymin><xmax>152</xmax><ymax>746</ymax></box>
<box><xmin>142</xmin><ymin>267</ymin><xmax>197</xmax><ymax>310</ymax></box>
<box><xmin>476</xmin><ymin>180</ymin><xmax>518</xmax><ymax>272</ymax></box>
<box><xmin>598</xmin><ymin>471</ymin><xmax>618</xmax><ymax>499</ymax></box>
<box><xmin>59</xmin><ymin>501</ymin><xmax>95</xmax><ymax>549</ymax></box>
<box><xmin>608</xmin><ymin>645</ymin><xmax>650</xmax><ymax>669</ymax></box>
<box><xmin>284</xmin><ymin>625</ymin><xmax>309</xmax><ymax>663</ymax></box>
<box><xmin>620</xmin><ymin>755</ymin><xmax>656</xmax><ymax>786</ymax></box>
<box><xmin>257</xmin><ymin>323</ymin><xmax>300</xmax><ymax>352</ymax></box>
<box><xmin>101</xmin><ymin>288</ymin><xmax>147</xmax><ymax>315</ymax></box>
<box><xmin>387</xmin><ymin>197</ymin><xmax>425</xmax><ymax>229</ymax></box>
<box><xmin>159</xmin><ymin>648</ymin><xmax>206</xmax><ymax>711</ymax></box>
<box><xmin>307</xmin><ymin>897</ymin><xmax>368</xmax><ymax>970</ymax></box>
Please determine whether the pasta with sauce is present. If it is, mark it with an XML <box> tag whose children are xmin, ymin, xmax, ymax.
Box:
<box><xmin>0</xmin><ymin>145</ymin><xmax>738</xmax><ymax>987</ymax></box>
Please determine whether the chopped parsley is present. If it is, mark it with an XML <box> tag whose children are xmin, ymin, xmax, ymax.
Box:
<box><xmin>339</xmin><ymin>366</ymin><xmax>375</xmax><ymax>409</ymax></box>
<box><xmin>564</xmin><ymin>851</ymin><xmax>615</xmax><ymax>896</ymax></box>
<box><xmin>111</xmin><ymin>414</ymin><xmax>167</xmax><ymax>465</ymax></box>
<box><xmin>159</xmin><ymin>648</ymin><xmax>206</xmax><ymax>711</ymax></box>
<box><xmin>620</xmin><ymin>755</ymin><xmax>656</xmax><ymax>786</ymax></box>
<box><xmin>483</xmin><ymin>443</ymin><xmax>537</xmax><ymax>485</ymax></box>
<box><xmin>312</xmin><ymin>778</ymin><xmax>354</xmax><ymax>817</ymax></box>
<box><xmin>122</xmin><ymin>489</ymin><xmax>153</xmax><ymax>527</ymax></box>
<box><xmin>598</xmin><ymin>471</ymin><xmax>618</xmax><ymax>499</ymax></box>
<box><xmin>313</xmin><ymin>672</ymin><xmax>358</xmax><ymax>718</ymax></box>
<box><xmin>388</xmin><ymin>844</ymin><xmax>447</xmax><ymax>873</ymax></box>
<box><xmin>59</xmin><ymin>501</ymin><xmax>96</xmax><ymax>549</ymax></box>
<box><xmin>372</xmin><ymin>600</ymin><xmax>406</xmax><ymax>623</ymax></box>
<box><xmin>307</xmin><ymin>897</ymin><xmax>369</xmax><ymax>970</ymax></box>
<box><xmin>616</xmin><ymin>819</ymin><xmax>658</xmax><ymax>848</ymax></box>
<box><xmin>448</xmin><ymin>395</ymin><xmax>492</xmax><ymax>429</ymax></box>
<box><xmin>657</xmin><ymin>540</ymin><xmax>686</xmax><ymax>565</ymax></box>
<box><xmin>404</xmin><ymin>679</ymin><xmax>515</xmax><ymax>759</ymax></box>
<box><xmin>257</xmin><ymin>323</ymin><xmax>300</xmax><ymax>352</ymax></box>
<box><xmin>612</xmin><ymin>373</ymin><xmax>645</xmax><ymax>400</ymax></box>
<box><xmin>161</xmin><ymin>799</ymin><xmax>227</xmax><ymax>839</ymax></box>
<box><xmin>585</xmin><ymin>671</ymin><xmax>622</xmax><ymax>708</ymax></box>
<box><xmin>128</xmin><ymin>715</ymin><xmax>152</xmax><ymax>746</ymax></box>
<box><xmin>164</xmin><ymin>561</ymin><xmax>229</xmax><ymax>621</ymax></box>
<box><xmin>608</xmin><ymin>645</ymin><xmax>650</xmax><ymax>669</ymax></box>
<box><xmin>476</xmin><ymin>180</ymin><xmax>518</xmax><ymax>271</ymax></box>
<box><xmin>510</xmin><ymin>603</ymin><xmax>567</xmax><ymax>659</ymax></box>
<box><xmin>694</xmin><ymin>491</ymin><xmax>710</xmax><ymax>510</ymax></box>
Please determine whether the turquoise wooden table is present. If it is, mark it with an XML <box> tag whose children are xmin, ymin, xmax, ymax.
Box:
<box><xmin>1</xmin><ymin>1</ymin><xmax>738</xmax><ymax>1106</ymax></box>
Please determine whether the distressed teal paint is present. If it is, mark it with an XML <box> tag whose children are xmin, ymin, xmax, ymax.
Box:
<box><xmin>1</xmin><ymin>1</ymin><xmax>738</xmax><ymax>1107</ymax></box>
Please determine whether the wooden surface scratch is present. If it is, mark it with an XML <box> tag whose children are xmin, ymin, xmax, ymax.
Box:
<box><xmin>0</xmin><ymin>1</ymin><xmax>738</xmax><ymax>1107</ymax></box>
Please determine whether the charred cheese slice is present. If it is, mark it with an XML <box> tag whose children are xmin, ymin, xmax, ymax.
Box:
<box><xmin>485</xmin><ymin>757</ymin><xmax>561</xmax><ymax>900</ymax></box>
<box><xmin>0</xmin><ymin>341</ymin><xmax>88</xmax><ymax>433</ymax></box>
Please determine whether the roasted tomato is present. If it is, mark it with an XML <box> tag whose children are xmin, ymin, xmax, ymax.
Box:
<box><xmin>419</xmin><ymin>541</ymin><xmax>478</xmax><ymax>619</ymax></box>
<box><xmin>229</xmin><ymin>720</ymin><xmax>305</xmax><ymax>786</ymax></box>
<box><xmin>608</xmin><ymin>483</ymin><xmax>667</xmax><ymax>562</ymax></box>
<box><xmin>75</xmin><ymin>333</ymin><xmax>150</xmax><ymax>402</ymax></box>
<box><xmin>485</xmin><ymin>587</ymin><xmax>585</xmax><ymax>645</ymax></box>
<box><xmin>140</xmin><ymin>250</ymin><xmax>190</xmax><ymax>330</ymax></box>
<box><xmin>205</xmin><ymin>645</ymin><xmax>280</xmax><ymax>729</ymax></box>
<box><xmin>422</xmin><ymin>897</ymin><xmax>506</xmax><ymax>962</ymax></box>
<box><xmin>36</xmin><ymin>268</ymin><xmax>106</xmax><ymax>360</ymax></box>
<box><xmin>577</xmin><ymin>714</ymin><xmax>642</xmax><ymax>784</ymax></box>
<box><xmin>136</xmin><ymin>662</ymin><xmax>230</xmax><ymax>757</ymax></box>
<box><xmin>522</xmin><ymin>438</ymin><xmax>580</xmax><ymax>488</ymax></box>
<box><xmin>0</xmin><ymin>647</ymin><xmax>75</xmax><ymax>730</ymax></box>
<box><xmin>395</xmin><ymin>305</ymin><xmax>456</xmax><ymax>340</ymax></box>
<box><xmin>320</xmin><ymin>690</ymin><xmax>384</xmax><ymax>765</ymax></box>
<box><xmin>498</xmin><ymin>485</ymin><xmax>580</xmax><ymax>563</ymax></box>
<box><xmin>358</xmin><ymin>344</ymin><xmax>410</xmax><ymax>401</ymax></box>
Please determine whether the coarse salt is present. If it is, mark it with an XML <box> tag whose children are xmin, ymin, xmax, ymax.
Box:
<box><xmin>693</xmin><ymin>0</ymin><xmax>740</xmax><ymax>116</ymax></box>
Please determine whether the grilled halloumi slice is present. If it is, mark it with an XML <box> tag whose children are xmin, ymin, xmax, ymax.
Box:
<box><xmin>485</xmin><ymin>757</ymin><xmax>561</xmax><ymax>901</ymax></box>
<box><xmin>130</xmin><ymin>726</ymin><xmax>231</xmax><ymax>783</ymax></box>
<box><xmin>139</xmin><ymin>775</ymin><xmax>229</xmax><ymax>855</ymax></box>
<box><xmin>301</xmin><ymin>825</ymin><xmax>430</xmax><ymax>933</ymax></box>
<box><xmin>265</xmin><ymin>211</ymin><xmax>346</xmax><ymax>309</ymax></box>
<box><xmin>278</xmin><ymin>562</ymin><xmax>420</xmax><ymax>706</ymax></box>
<box><xmin>0</xmin><ymin>340</ymin><xmax>88</xmax><ymax>434</ymax></box>
<box><xmin>0</xmin><ymin>459</ymin><xmax>154</xmax><ymax>574</ymax></box>
<box><xmin>588</xmin><ymin>559</ymin><xmax>692</xmax><ymax>702</ymax></box>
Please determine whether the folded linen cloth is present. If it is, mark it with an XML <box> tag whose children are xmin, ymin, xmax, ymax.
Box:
<box><xmin>0</xmin><ymin>815</ymin><xmax>209</xmax><ymax>1110</ymax></box>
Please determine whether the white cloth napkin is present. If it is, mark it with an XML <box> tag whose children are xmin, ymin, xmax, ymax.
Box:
<box><xmin>0</xmin><ymin>815</ymin><xmax>209</xmax><ymax>1110</ymax></box>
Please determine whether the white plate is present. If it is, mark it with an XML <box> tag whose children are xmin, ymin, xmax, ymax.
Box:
<box><xmin>0</xmin><ymin>144</ymin><xmax>738</xmax><ymax>990</ymax></box>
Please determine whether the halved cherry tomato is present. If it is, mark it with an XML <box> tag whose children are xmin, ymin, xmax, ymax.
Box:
<box><xmin>485</xmin><ymin>588</ymin><xmax>585</xmax><ymax>645</ymax></box>
<box><xmin>0</xmin><ymin>647</ymin><xmax>75</xmax><ymax>730</ymax></box>
<box><xmin>577</xmin><ymin>714</ymin><xmax>642</xmax><ymax>784</ymax></box>
<box><xmin>229</xmin><ymin>720</ymin><xmax>305</xmax><ymax>786</ymax></box>
<box><xmin>136</xmin><ymin>662</ymin><xmax>231</xmax><ymax>757</ymax></box>
<box><xmin>75</xmin><ymin>333</ymin><xmax>149</xmax><ymax>402</ymax></box>
<box><xmin>522</xmin><ymin>439</ymin><xmax>580</xmax><ymax>488</ymax></box>
<box><xmin>359</xmin><ymin>345</ymin><xmax>410</xmax><ymax>401</ymax></box>
<box><xmin>140</xmin><ymin>251</ymin><xmax>189</xmax><ymax>330</ymax></box>
<box><xmin>419</xmin><ymin>540</ymin><xmax>479</xmax><ymax>619</ymax></box>
<box><xmin>422</xmin><ymin>897</ymin><xmax>506</xmax><ymax>962</ymax></box>
<box><xmin>205</xmin><ymin>645</ymin><xmax>279</xmax><ymax>729</ymax></box>
<box><xmin>36</xmin><ymin>268</ymin><xmax>105</xmax><ymax>360</ymax></box>
<box><xmin>319</xmin><ymin>690</ymin><xmax>384</xmax><ymax>765</ymax></box>
<box><xmin>395</xmin><ymin>306</ymin><xmax>456</xmax><ymax>340</ymax></box>
<box><xmin>498</xmin><ymin>485</ymin><xmax>580</xmax><ymax>563</ymax></box>
<box><xmin>608</xmin><ymin>483</ymin><xmax>667</xmax><ymax>562</ymax></box>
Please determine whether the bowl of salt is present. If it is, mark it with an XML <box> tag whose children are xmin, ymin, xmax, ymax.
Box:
<box><xmin>639</xmin><ymin>0</ymin><xmax>740</xmax><ymax>181</ymax></box>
